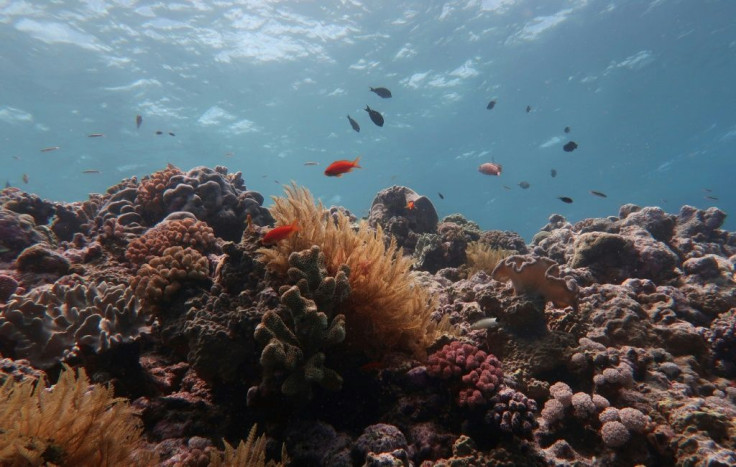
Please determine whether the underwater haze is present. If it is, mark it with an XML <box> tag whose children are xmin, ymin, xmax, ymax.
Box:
<box><xmin>1</xmin><ymin>0</ymin><xmax>735</xmax><ymax>240</ymax></box>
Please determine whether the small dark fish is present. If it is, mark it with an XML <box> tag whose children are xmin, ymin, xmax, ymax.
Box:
<box><xmin>503</xmin><ymin>185</ymin><xmax>511</xmax><ymax>190</ymax></box>
<box><xmin>564</xmin><ymin>126</ymin><xmax>571</xmax><ymax>133</ymax></box>
<box><xmin>224</xmin><ymin>152</ymin><xmax>234</xmax><ymax>158</ymax></box>
<box><xmin>347</xmin><ymin>115</ymin><xmax>360</xmax><ymax>132</ymax></box>
<box><xmin>703</xmin><ymin>188</ymin><xmax>712</xmax><ymax>192</ymax></box>
<box><xmin>82</xmin><ymin>169</ymin><xmax>100</xmax><ymax>174</ymax></box>
<box><xmin>590</xmin><ymin>190</ymin><xmax>607</xmax><ymax>198</ymax></box>
<box><xmin>526</xmin><ymin>105</ymin><xmax>532</xmax><ymax>113</ymax></box>
<box><xmin>563</xmin><ymin>141</ymin><xmax>578</xmax><ymax>152</ymax></box>
<box><xmin>370</xmin><ymin>87</ymin><xmax>392</xmax><ymax>98</ymax></box>
<box><xmin>155</xmin><ymin>130</ymin><xmax>163</xmax><ymax>135</ymax></box>
<box><xmin>438</xmin><ymin>192</ymin><xmax>444</xmax><ymax>200</ymax></box>
<box><xmin>40</xmin><ymin>146</ymin><xmax>60</xmax><ymax>152</ymax></box>
<box><xmin>365</xmin><ymin>105</ymin><xmax>384</xmax><ymax>127</ymax></box>
<box><xmin>274</xmin><ymin>180</ymin><xmax>280</xmax><ymax>184</ymax></box>
<box><xmin>706</xmin><ymin>195</ymin><xmax>719</xmax><ymax>201</ymax></box>
<box><xmin>550</xmin><ymin>169</ymin><xmax>557</xmax><ymax>178</ymax></box>
<box><xmin>168</xmin><ymin>132</ymin><xmax>175</xmax><ymax>136</ymax></box>
<box><xmin>486</xmin><ymin>99</ymin><xmax>496</xmax><ymax>110</ymax></box>
<box><xmin>558</xmin><ymin>196</ymin><xmax>573</xmax><ymax>204</ymax></box>
<box><xmin>304</xmin><ymin>161</ymin><xmax>319</xmax><ymax>166</ymax></box>
<box><xmin>22</xmin><ymin>174</ymin><xmax>29</xmax><ymax>184</ymax></box>
<box><xmin>136</xmin><ymin>114</ymin><xmax>143</xmax><ymax>129</ymax></box>
<box><xmin>518</xmin><ymin>181</ymin><xmax>530</xmax><ymax>189</ymax></box>
<box><xmin>12</xmin><ymin>155</ymin><xmax>20</xmax><ymax>160</ymax></box>
<box><xmin>88</xmin><ymin>133</ymin><xmax>104</xmax><ymax>138</ymax></box>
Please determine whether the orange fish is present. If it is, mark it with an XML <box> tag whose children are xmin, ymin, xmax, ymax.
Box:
<box><xmin>406</xmin><ymin>200</ymin><xmax>415</xmax><ymax>210</ymax></box>
<box><xmin>261</xmin><ymin>220</ymin><xmax>299</xmax><ymax>244</ymax></box>
<box><xmin>324</xmin><ymin>156</ymin><xmax>361</xmax><ymax>177</ymax></box>
<box><xmin>478</xmin><ymin>162</ymin><xmax>502</xmax><ymax>176</ymax></box>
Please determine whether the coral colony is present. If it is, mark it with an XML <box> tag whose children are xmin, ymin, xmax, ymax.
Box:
<box><xmin>1</xmin><ymin>166</ymin><xmax>736</xmax><ymax>465</ymax></box>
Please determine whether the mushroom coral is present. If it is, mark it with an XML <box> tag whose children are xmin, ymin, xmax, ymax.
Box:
<box><xmin>491</xmin><ymin>254</ymin><xmax>578</xmax><ymax>309</ymax></box>
<box><xmin>257</xmin><ymin>183</ymin><xmax>448</xmax><ymax>359</ymax></box>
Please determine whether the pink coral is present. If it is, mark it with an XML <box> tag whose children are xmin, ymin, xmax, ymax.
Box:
<box><xmin>427</xmin><ymin>341</ymin><xmax>503</xmax><ymax>408</ymax></box>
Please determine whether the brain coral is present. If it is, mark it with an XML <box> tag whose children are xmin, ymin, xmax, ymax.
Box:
<box><xmin>0</xmin><ymin>281</ymin><xmax>150</xmax><ymax>370</ymax></box>
<box><xmin>125</xmin><ymin>214</ymin><xmax>218</xmax><ymax>265</ymax></box>
<box><xmin>131</xmin><ymin>246</ymin><xmax>211</xmax><ymax>308</ymax></box>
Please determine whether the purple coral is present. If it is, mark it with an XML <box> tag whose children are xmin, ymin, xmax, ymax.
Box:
<box><xmin>485</xmin><ymin>387</ymin><xmax>538</xmax><ymax>436</ymax></box>
<box><xmin>427</xmin><ymin>341</ymin><xmax>503</xmax><ymax>407</ymax></box>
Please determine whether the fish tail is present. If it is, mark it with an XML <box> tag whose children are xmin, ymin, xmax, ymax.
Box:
<box><xmin>365</xmin><ymin>105</ymin><xmax>370</xmax><ymax>111</ymax></box>
<box><xmin>353</xmin><ymin>156</ymin><xmax>362</xmax><ymax>168</ymax></box>
<box><xmin>290</xmin><ymin>219</ymin><xmax>300</xmax><ymax>231</ymax></box>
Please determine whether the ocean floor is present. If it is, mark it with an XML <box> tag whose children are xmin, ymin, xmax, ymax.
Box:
<box><xmin>1</xmin><ymin>165</ymin><xmax>735</xmax><ymax>466</ymax></box>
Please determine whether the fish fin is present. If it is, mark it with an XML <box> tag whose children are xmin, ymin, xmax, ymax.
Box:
<box><xmin>290</xmin><ymin>219</ymin><xmax>300</xmax><ymax>231</ymax></box>
<box><xmin>352</xmin><ymin>156</ymin><xmax>362</xmax><ymax>168</ymax></box>
<box><xmin>365</xmin><ymin>105</ymin><xmax>370</xmax><ymax>111</ymax></box>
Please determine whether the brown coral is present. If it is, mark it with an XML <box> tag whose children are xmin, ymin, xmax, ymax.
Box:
<box><xmin>131</xmin><ymin>246</ymin><xmax>211</xmax><ymax>308</ymax></box>
<box><xmin>135</xmin><ymin>163</ymin><xmax>182</xmax><ymax>224</ymax></box>
<box><xmin>125</xmin><ymin>215</ymin><xmax>218</xmax><ymax>265</ymax></box>
<box><xmin>491</xmin><ymin>254</ymin><xmax>578</xmax><ymax>309</ymax></box>
<box><xmin>0</xmin><ymin>365</ymin><xmax>154</xmax><ymax>466</ymax></box>
<box><xmin>258</xmin><ymin>183</ymin><xmax>445</xmax><ymax>359</ymax></box>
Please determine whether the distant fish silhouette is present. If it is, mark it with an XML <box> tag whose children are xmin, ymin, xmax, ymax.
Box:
<box><xmin>370</xmin><ymin>87</ymin><xmax>392</xmax><ymax>98</ymax></box>
<box><xmin>155</xmin><ymin>131</ymin><xmax>163</xmax><ymax>135</ymax></box>
<box><xmin>518</xmin><ymin>181</ymin><xmax>530</xmax><ymax>189</ymax></box>
<box><xmin>40</xmin><ymin>146</ymin><xmax>60</xmax><ymax>152</ymax></box>
<box><xmin>22</xmin><ymin>174</ymin><xmax>29</xmax><ymax>184</ymax></box>
<box><xmin>168</xmin><ymin>132</ymin><xmax>175</xmax><ymax>136</ymax></box>
<box><xmin>136</xmin><ymin>114</ymin><xmax>143</xmax><ymax>129</ymax></box>
<box><xmin>550</xmin><ymin>169</ymin><xmax>557</xmax><ymax>178</ymax></box>
<box><xmin>706</xmin><ymin>195</ymin><xmax>719</xmax><ymax>201</ymax></box>
<box><xmin>82</xmin><ymin>169</ymin><xmax>101</xmax><ymax>174</ymax></box>
<box><xmin>365</xmin><ymin>106</ymin><xmax>384</xmax><ymax>127</ymax></box>
<box><xmin>438</xmin><ymin>192</ymin><xmax>444</xmax><ymax>199</ymax></box>
<box><xmin>88</xmin><ymin>133</ymin><xmax>104</xmax><ymax>138</ymax></box>
<box><xmin>486</xmin><ymin>99</ymin><xmax>496</xmax><ymax>110</ymax></box>
<box><xmin>558</xmin><ymin>196</ymin><xmax>573</xmax><ymax>203</ymax></box>
<box><xmin>526</xmin><ymin>105</ymin><xmax>532</xmax><ymax>113</ymax></box>
<box><xmin>563</xmin><ymin>141</ymin><xmax>578</xmax><ymax>152</ymax></box>
<box><xmin>564</xmin><ymin>126</ymin><xmax>571</xmax><ymax>133</ymax></box>
<box><xmin>347</xmin><ymin>115</ymin><xmax>360</xmax><ymax>132</ymax></box>
<box><xmin>590</xmin><ymin>190</ymin><xmax>607</xmax><ymax>198</ymax></box>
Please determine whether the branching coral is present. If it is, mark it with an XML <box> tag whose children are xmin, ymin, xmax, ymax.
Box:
<box><xmin>131</xmin><ymin>246</ymin><xmax>211</xmax><ymax>309</ymax></box>
<box><xmin>254</xmin><ymin>247</ymin><xmax>348</xmax><ymax>398</ymax></box>
<box><xmin>257</xmin><ymin>183</ymin><xmax>444</xmax><ymax>358</ymax></box>
<box><xmin>491</xmin><ymin>254</ymin><xmax>578</xmax><ymax>309</ymax></box>
<box><xmin>465</xmin><ymin>241</ymin><xmax>515</xmax><ymax>276</ymax></box>
<box><xmin>0</xmin><ymin>365</ymin><xmax>154</xmax><ymax>466</ymax></box>
<box><xmin>125</xmin><ymin>215</ymin><xmax>218</xmax><ymax>265</ymax></box>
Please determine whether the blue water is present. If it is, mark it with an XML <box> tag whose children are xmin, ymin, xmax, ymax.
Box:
<box><xmin>2</xmin><ymin>0</ymin><xmax>734</xmax><ymax>240</ymax></box>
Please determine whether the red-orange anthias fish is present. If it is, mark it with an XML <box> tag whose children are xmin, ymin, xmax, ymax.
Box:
<box><xmin>261</xmin><ymin>220</ymin><xmax>299</xmax><ymax>245</ymax></box>
<box><xmin>478</xmin><ymin>162</ymin><xmax>502</xmax><ymax>176</ymax></box>
<box><xmin>324</xmin><ymin>156</ymin><xmax>361</xmax><ymax>177</ymax></box>
<box><xmin>406</xmin><ymin>200</ymin><xmax>415</xmax><ymax>210</ymax></box>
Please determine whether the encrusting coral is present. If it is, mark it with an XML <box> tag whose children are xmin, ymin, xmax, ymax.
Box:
<box><xmin>0</xmin><ymin>365</ymin><xmax>154</xmax><ymax>466</ymax></box>
<box><xmin>491</xmin><ymin>254</ymin><xmax>578</xmax><ymax>309</ymax></box>
<box><xmin>257</xmin><ymin>183</ymin><xmax>445</xmax><ymax>359</ymax></box>
<box><xmin>0</xmin><ymin>281</ymin><xmax>150</xmax><ymax>370</ymax></box>
<box><xmin>254</xmin><ymin>246</ymin><xmax>348</xmax><ymax>398</ymax></box>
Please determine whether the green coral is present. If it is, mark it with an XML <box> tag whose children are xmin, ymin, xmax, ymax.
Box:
<box><xmin>255</xmin><ymin>246</ymin><xmax>349</xmax><ymax>398</ymax></box>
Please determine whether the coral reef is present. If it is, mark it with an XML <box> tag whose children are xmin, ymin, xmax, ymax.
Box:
<box><xmin>3</xmin><ymin>167</ymin><xmax>736</xmax><ymax>466</ymax></box>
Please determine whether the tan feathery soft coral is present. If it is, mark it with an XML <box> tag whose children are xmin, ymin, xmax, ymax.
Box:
<box><xmin>131</xmin><ymin>246</ymin><xmax>211</xmax><ymax>308</ymax></box>
<box><xmin>135</xmin><ymin>163</ymin><xmax>182</xmax><ymax>224</ymax></box>
<box><xmin>466</xmin><ymin>241</ymin><xmax>516</xmax><ymax>276</ymax></box>
<box><xmin>258</xmin><ymin>183</ymin><xmax>447</xmax><ymax>359</ymax></box>
<box><xmin>491</xmin><ymin>254</ymin><xmax>578</xmax><ymax>309</ymax></box>
<box><xmin>125</xmin><ymin>216</ymin><xmax>218</xmax><ymax>265</ymax></box>
<box><xmin>0</xmin><ymin>365</ymin><xmax>155</xmax><ymax>466</ymax></box>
